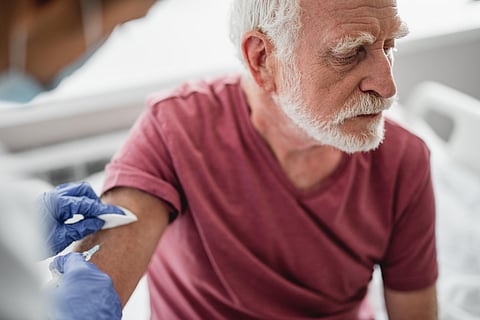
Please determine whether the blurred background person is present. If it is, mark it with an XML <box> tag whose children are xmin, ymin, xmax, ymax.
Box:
<box><xmin>0</xmin><ymin>0</ymin><xmax>156</xmax><ymax>103</ymax></box>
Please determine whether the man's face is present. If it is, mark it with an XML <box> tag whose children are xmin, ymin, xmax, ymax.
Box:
<box><xmin>273</xmin><ymin>0</ymin><xmax>408</xmax><ymax>153</ymax></box>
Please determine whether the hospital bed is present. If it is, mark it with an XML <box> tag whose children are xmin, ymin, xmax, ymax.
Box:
<box><xmin>409</xmin><ymin>83</ymin><xmax>480</xmax><ymax>320</ymax></box>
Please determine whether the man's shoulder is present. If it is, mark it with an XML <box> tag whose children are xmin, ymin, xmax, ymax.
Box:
<box><xmin>135</xmin><ymin>74</ymin><xmax>245</xmax><ymax>141</ymax></box>
<box><xmin>145</xmin><ymin>74</ymin><xmax>242</xmax><ymax>112</ymax></box>
<box><xmin>376</xmin><ymin>118</ymin><xmax>431</xmax><ymax>174</ymax></box>
<box><xmin>383</xmin><ymin>118</ymin><xmax>430</xmax><ymax>155</ymax></box>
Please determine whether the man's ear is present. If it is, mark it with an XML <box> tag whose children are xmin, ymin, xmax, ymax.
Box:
<box><xmin>241</xmin><ymin>31</ymin><xmax>276</xmax><ymax>92</ymax></box>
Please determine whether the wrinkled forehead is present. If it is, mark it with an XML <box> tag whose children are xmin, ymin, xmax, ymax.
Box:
<box><xmin>301</xmin><ymin>0</ymin><xmax>406</xmax><ymax>41</ymax></box>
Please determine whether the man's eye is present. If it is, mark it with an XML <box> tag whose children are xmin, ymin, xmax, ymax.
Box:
<box><xmin>336</xmin><ymin>54</ymin><xmax>358</xmax><ymax>64</ymax></box>
<box><xmin>333</xmin><ymin>47</ymin><xmax>366</xmax><ymax>65</ymax></box>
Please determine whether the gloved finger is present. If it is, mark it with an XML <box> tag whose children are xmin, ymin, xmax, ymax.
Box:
<box><xmin>59</xmin><ymin>195</ymin><xmax>124</xmax><ymax>220</ymax></box>
<box><xmin>59</xmin><ymin>252</ymin><xmax>105</xmax><ymax>277</ymax></box>
<box><xmin>64</xmin><ymin>218</ymin><xmax>105</xmax><ymax>243</ymax></box>
<box><xmin>49</xmin><ymin>254</ymin><xmax>67</xmax><ymax>274</ymax></box>
<box><xmin>55</xmin><ymin>182</ymin><xmax>99</xmax><ymax>200</ymax></box>
<box><xmin>41</xmin><ymin>192</ymin><xmax>73</xmax><ymax>222</ymax></box>
<box><xmin>41</xmin><ymin>189</ymin><xmax>91</xmax><ymax>222</ymax></box>
<box><xmin>49</xmin><ymin>252</ymin><xmax>85</xmax><ymax>274</ymax></box>
<box><xmin>47</xmin><ymin>225</ymin><xmax>69</xmax><ymax>255</ymax></box>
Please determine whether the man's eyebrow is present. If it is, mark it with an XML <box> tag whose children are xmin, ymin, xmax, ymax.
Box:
<box><xmin>330</xmin><ymin>32</ymin><xmax>375</xmax><ymax>56</ymax></box>
<box><xmin>329</xmin><ymin>21</ymin><xmax>410</xmax><ymax>56</ymax></box>
<box><xmin>392</xmin><ymin>21</ymin><xmax>410</xmax><ymax>39</ymax></box>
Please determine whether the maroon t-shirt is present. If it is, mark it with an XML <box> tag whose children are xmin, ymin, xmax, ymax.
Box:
<box><xmin>104</xmin><ymin>75</ymin><xmax>437</xmax><ymax>319</ymax></box>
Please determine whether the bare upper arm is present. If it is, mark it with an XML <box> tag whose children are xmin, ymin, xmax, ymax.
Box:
<box><xmin>73</xmin><ymin>187</ymin><xmax>170</xmax><ymax>306</ymax></box>
<box><xmin>384</xmin><ymin>284</ymin><xmax>438</xmax><ymax>320</ymax></box>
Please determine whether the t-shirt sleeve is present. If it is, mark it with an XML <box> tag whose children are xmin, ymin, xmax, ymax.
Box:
<box><xmin>102</xmin><ymin>104</ymin><xmax>183</xmax><ymax>216</ymax></box>
<box><xmin>381</xmin><ymin>143</ymin><xmax>438</xmax><ymax>291</ymax></box>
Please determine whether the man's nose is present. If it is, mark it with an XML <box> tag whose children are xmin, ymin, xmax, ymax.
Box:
<box><xmin>359</xmin><ymin>51</ymin><xmax>397</xmax><ymax>98</ymax></box>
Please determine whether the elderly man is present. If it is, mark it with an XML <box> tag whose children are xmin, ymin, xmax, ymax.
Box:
<box><xmin>77</xmin><ymin>0</ymin><xmax>438</xmax><ymax>319</ymax></box>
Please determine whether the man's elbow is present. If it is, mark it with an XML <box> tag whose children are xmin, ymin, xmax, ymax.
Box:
<box><xmin>384</xmin><ymin>284</ymin><xmax>438</xmax><ymax>320</ymax></box>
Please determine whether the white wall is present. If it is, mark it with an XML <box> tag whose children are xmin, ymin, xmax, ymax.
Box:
<box><xmin>394</xmin><ymin>0</ymin><xmax>480</xmax><ymax>103</ymax></box>
<box><xmin>395</xmin><ymin>28</ymin><xmax>480</xmax><ymax>103</ymax></box>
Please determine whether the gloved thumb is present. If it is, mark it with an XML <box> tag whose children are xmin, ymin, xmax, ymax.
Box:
<box><xmin>49</xmin><ymin>254</ymin><xmax>67</xmax><ymax>274</ymax></box>
<box><xmin>49</xmin><ymin>252</ymin><xmax>85</xmax><ymax>274</ymax></box>
<box><xmin>64</xmin><ymin>218</ymin><xmax>105</xmax><ymax>243</ymax></box>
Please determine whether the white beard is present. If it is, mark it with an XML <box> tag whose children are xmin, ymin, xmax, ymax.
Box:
<box><xmin>273</xmin><ymin>60</ymin><xmax>394</xmax><ymax>153</ymax></box>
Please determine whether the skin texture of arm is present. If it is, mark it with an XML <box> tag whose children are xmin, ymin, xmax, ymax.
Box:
<box><xmin>73</xmin><ymin>187</ymin><xmax>170</xmax><ymax>306</ymax></box>
<box><xmin>384</xmin><ymin>284</ymin><xmax>438</xmax><ymax>320</ymax></box>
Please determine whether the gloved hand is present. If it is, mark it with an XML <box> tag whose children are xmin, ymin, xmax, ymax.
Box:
<box><xmin>48</xmin><ymin>253</ymin><xmax>122</xmax><ymax>320</ymax></box>
<box><xmin>40</xmin><ymin>182</ymin><xmax>124</xmax><ymax>256</ymax></box>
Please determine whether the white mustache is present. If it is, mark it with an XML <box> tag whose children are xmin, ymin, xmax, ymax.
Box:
<box><xmin>332</xmin><ymin>94</ymin><xmax>395</xmax><ymax>125</ymax></box>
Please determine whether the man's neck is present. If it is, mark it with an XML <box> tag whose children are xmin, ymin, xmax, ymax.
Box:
<box><xmin>241</xmin><ymin>77</ymin><xmax>344</xmax><ymax>191</ymax></box>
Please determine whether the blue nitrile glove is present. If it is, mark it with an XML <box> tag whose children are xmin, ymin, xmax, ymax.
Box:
<box><xmin>40</xmin><ymin>182</ymin><xmax>124</xmax><ymax>256</ymax></box>
<box><xmin>48</xmin><ymin>253</ymin><xmax>122</xmax><ymax>320</ymax></box>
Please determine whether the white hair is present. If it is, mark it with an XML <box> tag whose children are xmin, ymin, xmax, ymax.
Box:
<box><xmin>230</xmin><ymin>0</ymin><xmax>393</xmax><ymax>153</ymax></box>
<box><xmin>229</xmin><ymin>0</ymin><xmax>302</xmax><ymax>65</ymax></box>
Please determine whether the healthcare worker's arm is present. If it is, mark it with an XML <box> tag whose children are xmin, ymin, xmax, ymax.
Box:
<box><xmin>73</xmin><ymin>187</ymin><xmax>170</xmax><ymax>306</ymax></box>
<box><xmin>384</xmin><ymin>284</ymin><xmax>438</xmax><ymax>320</ymax></box>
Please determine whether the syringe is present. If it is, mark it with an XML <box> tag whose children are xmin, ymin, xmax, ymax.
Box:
<box><xmin>82</xmin><ymin>244</ymin><xmax>101</xmax><ymax>261</ymax></box>
<box><xmin>48</xmin><ymin>244</ymin><xmax>101</xmax><ymax>288</ymax></box>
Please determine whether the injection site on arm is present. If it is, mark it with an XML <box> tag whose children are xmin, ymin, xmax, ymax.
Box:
<box><xmin>73</xmin><ymin>187</ymin><xmax>171</xmax><ymax>306</ymax></box>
